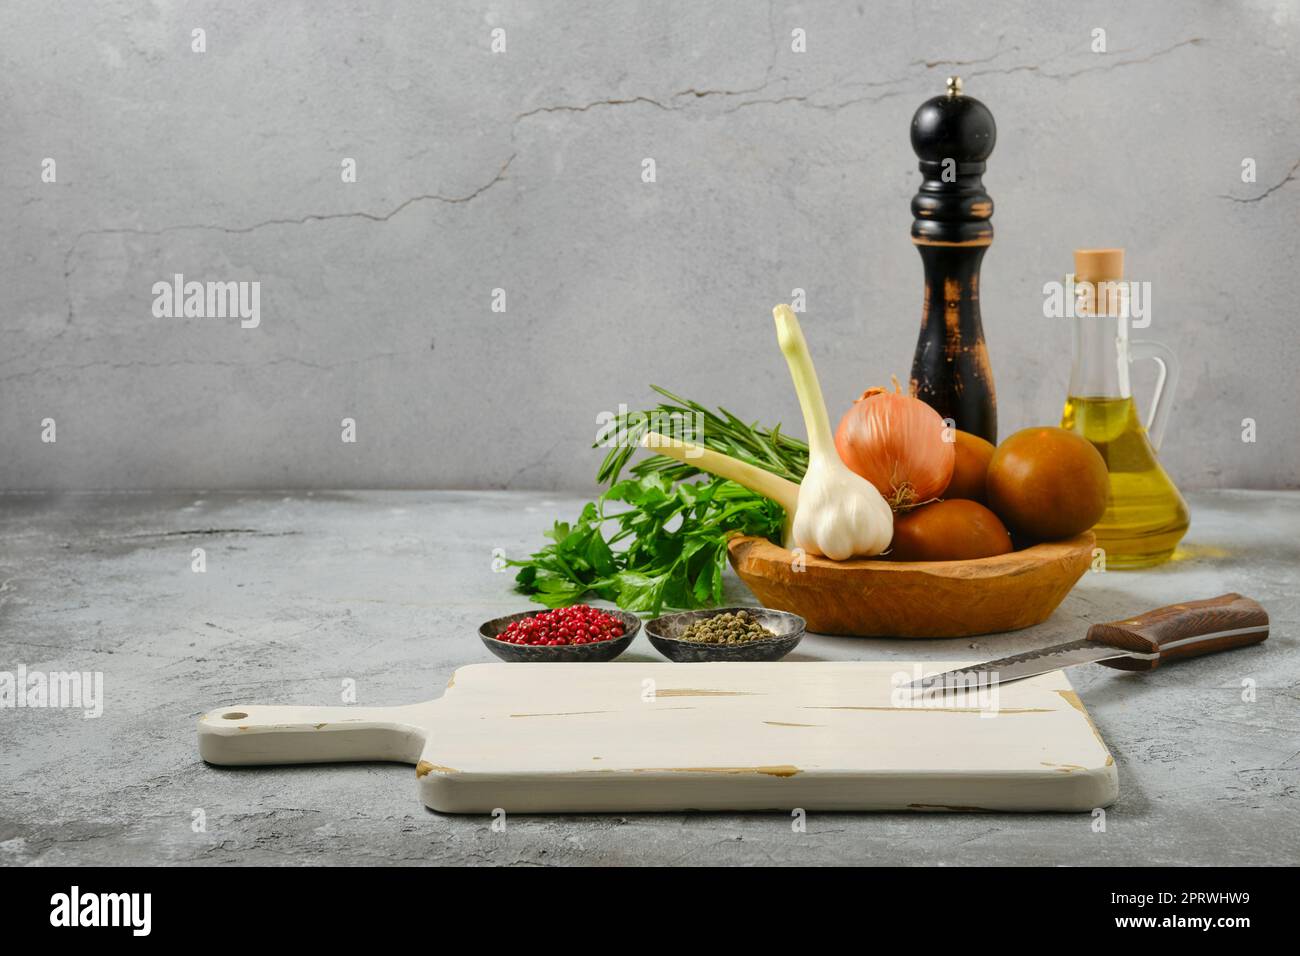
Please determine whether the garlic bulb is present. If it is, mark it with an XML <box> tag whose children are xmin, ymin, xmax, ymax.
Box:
<box><xmin>773</xmin><ymin>305</ymin><xmax>893</xmax><ymax>560</ymax></box>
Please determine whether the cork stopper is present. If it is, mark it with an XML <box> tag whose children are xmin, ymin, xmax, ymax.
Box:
<box><xmin>1074</xmin><ymin>248</ymin><xmax>1125</xmax><ymax>316</ymax></box>
<box><xmin>1074</xmin><ymin>248</ymin><xmax>1124</xmax><ymax>284</ymax></box>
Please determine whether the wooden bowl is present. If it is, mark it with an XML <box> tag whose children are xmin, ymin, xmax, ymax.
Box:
<box><xmin>726</xmin><ymin>533</ymin><xmax>1095</xmax><ymax>638</ymax></box>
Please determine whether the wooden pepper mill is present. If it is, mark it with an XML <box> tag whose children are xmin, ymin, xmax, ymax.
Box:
<box><xmin>908</xmin><ymin>76</ymin><xmax>998</xmax><ymax>443</ymax></box>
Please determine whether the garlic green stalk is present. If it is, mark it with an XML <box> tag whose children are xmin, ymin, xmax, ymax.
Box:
<box><xmin>641</xmin><ymin>433</ymin><xmax>801</xmax><ymax>544</ymax></box>
<box><xmin>772</xmin><ymin>304</ymin><xmax>893</xmax><ymax>560</ymax></box>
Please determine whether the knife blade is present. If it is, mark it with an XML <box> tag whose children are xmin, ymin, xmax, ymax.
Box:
<box><xmin>906</xmin><ymin>593</ymin><xmax>1269</xmax><ymax>693</ymax></box>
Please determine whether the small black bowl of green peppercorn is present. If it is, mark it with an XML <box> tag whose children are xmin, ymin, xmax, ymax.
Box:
<box><xmin>645</xmin><ymin>607</ymin><xmax>805</xmax><ymax>663</ymax></box>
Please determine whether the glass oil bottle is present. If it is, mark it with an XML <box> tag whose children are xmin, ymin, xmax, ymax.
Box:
<box><xmin>1059</xmin><ymin>249</ymin><xmax>1189</xmax><ymax>568</ymax></box>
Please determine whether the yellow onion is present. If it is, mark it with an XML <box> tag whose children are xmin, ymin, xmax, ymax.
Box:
<box><xmin>834</xmin><ymin>378</ymin><xmax>955</xmax><ymax>511</ymax></box>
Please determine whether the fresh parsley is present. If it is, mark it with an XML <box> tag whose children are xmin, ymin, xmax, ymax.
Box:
<box><xmin>512</xmin><ymin>387</ymin><xmax>808</xmax><ymax>615</ymax></box>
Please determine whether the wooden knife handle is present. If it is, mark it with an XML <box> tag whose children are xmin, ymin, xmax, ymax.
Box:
<box><xmin>1087</xmin><ymin>593</ymin><xmax>1268</xmax><ymax>672</ymax></box>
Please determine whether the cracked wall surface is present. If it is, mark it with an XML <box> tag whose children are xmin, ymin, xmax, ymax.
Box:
<box><xmin>2</xmin><ymin>1</ymin><xmax>1297</xmax><ymax>491</ymax></box>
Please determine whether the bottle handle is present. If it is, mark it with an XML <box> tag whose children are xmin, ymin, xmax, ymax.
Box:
<box><xmin>1128</xmin><ymin>339</ymin><xmax>1179</xmax><ymax>451</ymax></box>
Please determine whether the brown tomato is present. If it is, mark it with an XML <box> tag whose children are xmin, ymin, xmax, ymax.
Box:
<box><xmin>943</xmin><ymin>430</ymin><xmax>996</xmax><ymax>503</ymax></box>
<box><xmin>889</xmin><ymin>499</ymin><xmax>1014</xmax><ymax>561</ymax></box>
<box><xmin>986</xmin><ymin>426</ymin><xmax>1108</xmax><ymax>540</ymax></box>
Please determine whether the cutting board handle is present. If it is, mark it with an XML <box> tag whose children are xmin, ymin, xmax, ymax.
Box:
<box><xmin>198</xmin><ymin>704</ymin><xmax>428</xmax><ymax>766</ymax></box>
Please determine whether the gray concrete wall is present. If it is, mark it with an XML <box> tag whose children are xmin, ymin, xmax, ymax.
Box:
<box><xmin>3</xmin><ymin>1</ymin><xmax>1297</xmax><ymax>492</ymax></box>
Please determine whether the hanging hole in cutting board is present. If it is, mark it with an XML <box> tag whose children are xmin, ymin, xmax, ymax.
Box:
<box><xmin>222</xmin><ymin>712</ymin><xmax>248</xmax><ymax>720</ymax></box>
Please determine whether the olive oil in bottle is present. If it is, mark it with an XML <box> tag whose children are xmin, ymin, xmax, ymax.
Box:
<box><xmin>1060</xmin><ymin>395</ymin><xmax>1189</xmax><ymax>567</ymax></box>
<box><xmin>1059</xmin><ymin>249</ymin><xmax>1189</xmax><ymax>568</ymax></box>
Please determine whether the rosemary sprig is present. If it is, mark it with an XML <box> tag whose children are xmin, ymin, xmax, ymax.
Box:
<box><xmin>597</xmin><ymin>385</ymin><xmax>808</xmax><ymax>485</ymax></box>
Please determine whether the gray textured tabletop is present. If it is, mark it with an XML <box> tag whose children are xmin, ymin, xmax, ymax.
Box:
<box><xmin>1</xmin><ymin>489</ymin><xmax>1296</xmax><ymax>866</ymax></box>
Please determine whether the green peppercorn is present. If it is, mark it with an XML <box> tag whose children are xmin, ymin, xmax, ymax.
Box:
<box><xmin>677</xmin><ymin>611</ymin><xmax>777</xmax><ymax>645</ymax></box>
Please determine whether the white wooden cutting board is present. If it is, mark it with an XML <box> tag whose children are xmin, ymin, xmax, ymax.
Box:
<box><xmin>198</xmin><ymin>662</ymin><xmax>1117</xmax><ymax>812</ymax></box>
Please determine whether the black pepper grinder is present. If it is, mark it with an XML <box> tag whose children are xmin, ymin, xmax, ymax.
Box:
<box><xmin>908</xmin><ymin>76</ymin><xmax>998</xmax><ymax>444</ymax></box>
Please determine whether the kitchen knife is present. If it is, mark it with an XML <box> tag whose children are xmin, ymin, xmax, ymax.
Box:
<box><xmin>907</xmin><ymin>593</ymin><xmax>1268</xmax><ymax>693</ymax></box>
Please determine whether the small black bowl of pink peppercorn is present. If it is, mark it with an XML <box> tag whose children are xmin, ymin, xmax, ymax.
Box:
<box><xmin>479</xmin><ymin>605</ymin><xmax>641</xmax><ymax>662</ymax></box>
